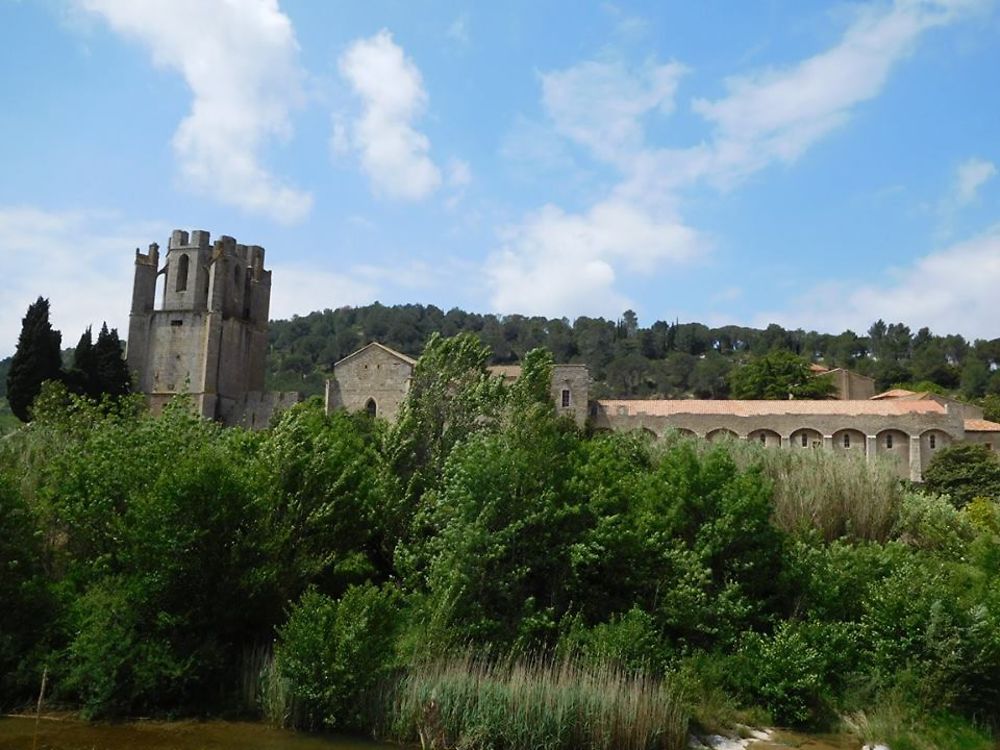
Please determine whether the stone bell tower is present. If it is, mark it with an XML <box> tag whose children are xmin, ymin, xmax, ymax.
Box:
<box><xmin>126</xmin><ymin>229</ymin><xmax>297</xmax><ymax>427</ymax></box>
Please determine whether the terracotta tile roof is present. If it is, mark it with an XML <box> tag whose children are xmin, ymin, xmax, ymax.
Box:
<box><xmin>809</xmin><ymin>363</ymin><xmax>830</xmax><ymax>373</ymax></box>
<box><xmin>596</xmin><ymin>399</ymin><xmax>947</xmax><ymax>417</ymax></box>
<box><xmin>965</xmin><ymin>419</ymin><xmax>1000</xmax><ymax>432</ymax></box>
<box><xmin>871</xmin><ymin>389</ymin><xmax>918</xmax><ymax>400</ymax></box>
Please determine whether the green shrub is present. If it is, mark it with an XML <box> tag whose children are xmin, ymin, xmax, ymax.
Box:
<box><xmin>894</xmin><ymin>491</ymin><xmax>974</xmax><ymax>557</ymax></box>
<box><xmin>924</xmin><ymin>443</ymin><xmax>1000</xmax><ymax>508</ymax></box>
<box><xmin>728</xmin><ymin>620</ymin><xmax>858</xmax><ymax>727</ymax></box>
<box><xmin>557</xmin><ymin>607</ymin><xmax>671</xmax><ymax>675</ymax></box>
<box><xmin>274</xmin><ymin>583</ymin><xmax>401</xmax><ymax>731</ymax></box>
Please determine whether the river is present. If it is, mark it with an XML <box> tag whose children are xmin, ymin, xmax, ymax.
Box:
<box><xmin>0</xmin><ymin>716</ymin><xmax>400</xmax><ymax>750</ymax></box>
<box><xmin>1</xmin><ymin>716</ymin><xmax>861</xmax><ymax>750</ymax></box>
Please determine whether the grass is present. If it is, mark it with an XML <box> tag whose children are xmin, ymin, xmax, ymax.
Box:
<box><xmin>381</xmin><ymin>654</ymin><xmax>688</xmax><ymax>750</ymax></box>
<box><xmin>843</xmin><ymin>701</ymin><xmax>996</xmax><ymax>750</ymax></box>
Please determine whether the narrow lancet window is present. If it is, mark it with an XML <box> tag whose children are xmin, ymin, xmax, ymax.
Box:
<box><xmin>175</xmin><ymin>254</ymin><xmax>189</xmax><ymax>292</ymax></box>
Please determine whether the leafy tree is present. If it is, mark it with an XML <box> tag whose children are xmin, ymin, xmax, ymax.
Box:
<box><xmin>923</xmin><ymin>443</ymin><xmax>1000</xmax><ymax>508</ymax></box>
<box><xmin>982</xmin><ymin>394</ymin><xmax>1000</xmax><ymax>424</ymax></box>
<box><xmin>6</xmin><ymin>297</ymin><xmax>63</xmax><ymax>421</ymax></box>
<box><xmin>729</xmin><ymin>350</ymin><xmax>835</xmax><ymax>400</ymax></box>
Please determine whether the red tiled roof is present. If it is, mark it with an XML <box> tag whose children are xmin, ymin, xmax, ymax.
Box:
<box><xmin>871</xmin><ymin>389</ymin><xmax>918</xmax><ymax>400</ymax></box>
<box><xmin>596</xmin><ymin>399</ymin><xmax>947</xmax><ymax>417</ymax></box>
<box><xmin>809</xmin><ymin>363</ymin><xmax>830</xmax><ymax>373</ymax></box>
<box><xmin>965</xmin><ymin>419</ymin><xmax>1000</xmax><ymax>432</ymax></box>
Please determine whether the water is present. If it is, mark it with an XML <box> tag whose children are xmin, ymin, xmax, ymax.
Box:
<box><xmin>0</xmin><ymin>717</ymin><xmax>402</xmax><ymax>750</ymax></box>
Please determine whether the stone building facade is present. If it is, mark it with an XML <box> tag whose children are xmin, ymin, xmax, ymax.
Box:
<box><xmin>326</xmin><ymin>340</ymin><xmax>1000</xmax><ymax>481</ymax></box>
<box><xmin>126</xmin><ymin>229</ymin><xmax>300</xmax><ymax>428</ymax></box>
<box><xmin>325</xmin><ymin>342</ymin><xmax>417</xmax><ymax>423</ymax></box>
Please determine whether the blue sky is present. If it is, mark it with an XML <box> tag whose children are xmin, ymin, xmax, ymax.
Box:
<box><xmin>2</xmin><ymin>0</ymin><xmax>999</xmax><ymax>357</ymax></box>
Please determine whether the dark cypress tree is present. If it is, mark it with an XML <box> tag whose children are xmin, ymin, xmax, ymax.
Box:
<box><xmin>6</xmin><ymin>297</ymin><xmax>63</xmax><ymax>422</ymax></box>
<box><xmin>94</xmin><ymin>323</ymin><xmax>131</xmax><ymax>398</ymax></box>
<box><xmin>68</xmin><ymin>326</ymin><xmax>100</xmax><ymax>399</ymax></box>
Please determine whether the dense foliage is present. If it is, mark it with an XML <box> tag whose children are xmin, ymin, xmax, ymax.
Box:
<box><xmin>265</xmin><ymin>303</ymin><xmax>1000</xmax><ymax>403</ymax></box>
<box><xmin>1</xmin><ymin>334</ymin><xmax>999</xmax><ymax>749</ymax></box>
<box><xmin>4</xmin><ymin>299</ymin><xmax>129</xmax><ymax>423</ymax></box>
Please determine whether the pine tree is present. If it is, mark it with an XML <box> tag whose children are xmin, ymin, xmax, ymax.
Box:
<box><xmin>94</xmin><ymin>323</ymin><xmax>131</xmax><ymax>399</ymax></box>
<box><xmin>6</xmin><ymin>297</ymin><xmax>63</xmax><ymax>422</ymax></box>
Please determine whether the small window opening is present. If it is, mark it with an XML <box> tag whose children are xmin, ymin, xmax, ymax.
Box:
<box><xmin>801</xmin><ymin>433</ymin><xmax>808</xmax><ymax>447</ymax></box>
<box><xmin>760</xmin><ymin>433</ymin><xmax>766</xmax><ymax>444</ymax></box>
<box><xmin>234</xmin><ymin>265</ymin><xmax>240</xmax><ymax>284</ymax></box>
<box><xmin>886</xmin><ymin>434</ymin><xmax>894</xmax><ymax>449</ymax></box>
<box><xmin>175</xmin><ymin>254</ymin><xmax>189</xmax><ymax>292</ymax></box>
<box><xmin>365</xmin><ymin>398</ymin><xmax>377</xmax><ymax>418</ymax></box>
<box><xmin>930</xmin><ymin>434</ymin><xmax>937</xmax><ymax>449</ymax></box>
<box><xmin>170</xmin><ymin>319</ymin><xmax>183</xmax><ymax>327</ymax></box>
<box><xmin>561</xmin><ymin>389</ymin><xmax>571</xmax><ymax>408</ymax></box>
<box><xmin>843</xmin><ymin>434</ymin><xmax>851</xmax><ymax>448</ymax></box>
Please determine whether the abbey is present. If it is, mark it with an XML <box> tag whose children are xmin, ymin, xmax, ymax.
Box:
<box><xmin>325</xmin><ymin>340</ymin><xmax>1000</xmax><ymax>482</ymax></box>
<box><xmin>126</xmin><ymin>229</ymin><xmax>299</xmax><ymax>428</ymax></box>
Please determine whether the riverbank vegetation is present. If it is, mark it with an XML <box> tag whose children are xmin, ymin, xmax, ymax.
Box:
<box><xmin>2</xmin><ymin>334</ymin><xmax>1000</xmax><ymax>749</ymax></box>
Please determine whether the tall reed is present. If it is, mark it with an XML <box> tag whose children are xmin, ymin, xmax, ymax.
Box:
<box><xmin>382</xmin><ymin>654</ymin><xmax>688</xmax><ymax>750</ymax></box>
<box><xmin>721</xmin><ymin>441</ymin><xmax>903</xmax><ymax>542</ymax></box>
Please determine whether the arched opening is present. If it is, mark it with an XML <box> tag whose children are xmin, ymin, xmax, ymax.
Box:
<box><xmin>706</xmin><ymin>428</ymin><xmax>738</xmax><ymax>443</ymax></box>
<box><xmin>365</xmin><ymin>398</ymin><xmax>377</xmax><ymax>418</ymax></box>
<box><xmin>833</xmin><ymin>429</ymin><xmax>866</xmax><ymax>455</ymax></box>
<box><xmin>876</xmin><ymin>428</ymin><xmax>909</xmax><ymax>473</ymax></box>
<box><xmin>790</xmin><ymin>427</ymin><xmax>823</xmax><ymax>449</ymax></box>
<box><xmin>920</xmin><ymin>429</ymin><xmax>953</xmax><ymax>473</ymax></box>
<box><xmin>748</xmin><ymin>429</ymin><xmax>781</xmax><ymax>448</ymax></box>
<box><xmin>637</xmin><ymin>427</ymin><xmax>658</xmax><ymax>441</ymax></box>
<box><xmin>175</xmin><ymin>253</ymin><xmax>189</xmax><ymax>292</ymax></box>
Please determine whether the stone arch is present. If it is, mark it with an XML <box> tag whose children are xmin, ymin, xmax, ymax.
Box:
<box><xmin>748</xmin><ymin>428</ymin><xmax>781</xmax><ymax>448</ymax></box>
<box><xmin>920</xmin><ymin>428</ymin><xmax>953</xmax><ymax>469</ymax></box>
<box><xmin>790</xmin><ymin>427</ymin><xmax>824</xmax><ymax>449</ymax></box>
<box><xmin>637</xmin><ymin>427</ymin><xmax>658</xmax><ymax>440</ymax></box>
<box><xmin>706</xmin><ymin>428</ymin><xmax>738</xmax><ymax>443</ymax></box>
<box><xmin>832</xmin><ymin>428</ymin><xmax>866</xmax><ymax>454</ymax></box>
<box><xmin>876</xmin><ymin>428</ymin><xmax>909</xmax><ymax>467</ymax></box>
<box><xmin>365</xmin><ymin>397</ymin><xmax>377</xmax><ymax>418</ymax></box>
<box><xmin>175</xmin><ymin>253</ymin><xmax>189</xmax><ymax>292</ymax></box>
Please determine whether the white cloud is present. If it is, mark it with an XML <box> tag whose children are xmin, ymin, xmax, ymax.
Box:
<box><xmin>757</xmin><ymin>226</ymin><xmax>1000</xmax><ymax>339</ymax></box>
<box><xmin>541</xmin><ymin>59</ymin><xmax>687</xmax><ymax>164</ymax></box>
<box><xmin>76</xmin><ymin>0</ymin><xmax>312</xmax><ymax>224</ymax></box>
<box><xmin>954</xmin><ymin>157</ymin><xmax>997</xmax><ymax>205</ymax></box>
<box><xmin>268</xmin><ymin>266</ymin><xmax>377</xmax><ymax>319</ymax></box>
<box><xmin>489</xmin><ymin>57</ymin><xmax>699</xmax><ymax>315</ymax></box>
<box><xmin>690</xmin><ymin>0</ymin><xmax>984</xmax><ymax>187</ymax></box>
<box><xmin>488</xmin><ymin>200</ymin><xmax>704</xmax><ymax>318</ymax></box>
<box><xmin>0</xmin><ymin>206</ymin><xmax>168</xmax><ymax>358</ymax></box>
<box><xmin>446</xmin><ymin>13</ymin><xmax>470</xmax><ymax>46</ymax></box>
<box><xmin>338</xmin><ymin>30</ymin><xmax>442</xmax><ymax>201</ymax></box>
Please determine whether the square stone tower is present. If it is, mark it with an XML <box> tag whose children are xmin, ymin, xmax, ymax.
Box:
<box><xmin>126</xmin><ymin>229</ymin><xmax>281</xmax><ymax>424</ymax></box>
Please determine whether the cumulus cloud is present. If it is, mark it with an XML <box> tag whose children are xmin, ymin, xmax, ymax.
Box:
<box><xmin>953</xmin><ymin>157</ymin><xmax>997</xmax><ymax>205</ymax></box>
<box><xmin>76</xmin><ymin>0</ymin><xmax>312</xmax><ymax>224</ymax></box>
<box><xmin>0</xmin><ymin>206</ymin><xmax>168</xmax><ymax>357</ymax></box>
<box><xmin>338</xmin><ymin>30</ymin><xmax>442</xmax><ymax>201</ymax></box>
<box><xmin>758</xmin><ymin>226</ymin><xmax>1000</xmax><ymax>339</ymax></box>
<box><xmin>541</xmin><ymin>59</ymin><xmax>687</xmax><ymax>163</ymax></box>
<box><xmin>488</xmin><ymin>200</ymin><xmax>704</xmax><ymax>318</ymax></box>
<box><xmin>690</xmin><ymin>0</ymin><xmax>984</xmax><ymax>186</ymax></box>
